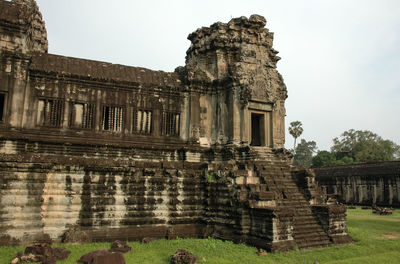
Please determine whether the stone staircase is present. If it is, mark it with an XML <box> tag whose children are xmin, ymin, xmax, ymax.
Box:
<box><xmin>251</xmin><ymin>147</ymin><xmax>332</xmax><ymax>249</ymax></box>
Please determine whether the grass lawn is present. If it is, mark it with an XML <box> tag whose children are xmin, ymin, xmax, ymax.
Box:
<box><xmin>1</xmin><ymin>207</ymin><xmax>400</xmax><ymax>263</ymax></box>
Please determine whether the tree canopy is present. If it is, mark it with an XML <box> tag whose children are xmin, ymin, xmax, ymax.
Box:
<box><xmin>312</xmin><ymin>129</ymin><xmax>399</xmax><ymax>168</ymax></box>
<box><xmin>332</xmin><ymin>129</ymin><xmax>399</xmax><ymax>163</ymax></box>
<box><xmin>293</xmin><ymin>139</ymin><xmax>317</xmax><ymax>168</ymax></box>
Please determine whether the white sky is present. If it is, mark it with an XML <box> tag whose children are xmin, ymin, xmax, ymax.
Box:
<box><xmin>34</xmin><ymin>0</ymin><xmax>400</xmax><ymax>151</ymax></box>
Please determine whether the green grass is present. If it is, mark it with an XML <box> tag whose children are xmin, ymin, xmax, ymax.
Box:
<box><xmin>1</xmin><ymin>207</ymin><xmax>400</xmax><ymax>264</ymax></box>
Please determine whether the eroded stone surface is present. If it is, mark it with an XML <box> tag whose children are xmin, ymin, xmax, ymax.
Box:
<box><xmin>78</xmin><ymin>249</ymin><xmax>126</xmax><ymax>264</ymax></box>
<box><xmin>314</xmin><ymin>161</ymin><xmax>400</xmax><ymax>207</ymax></box>
<box><xmin>62</xmin><ymin>225</ymin><xmax>91</xmax><ymax>244</ymax></box>
<box><xmin>0</xmin><ymin>0</ymin><xmax>47</xmax><ymax>54</ymax></box>
<box><xmin>11</xmin><ymin>243</ymin><xmax>70</xmax><ymax>264</ymax></box>
<box><xmin>170</xmin><ymin>249</ymin><xmax>198</xmax><ymax>264</ymax></box>
<box><xmin>110</xmin><ymin>241</ymin><xmax>131</xmax><ymax>254</ymax></box>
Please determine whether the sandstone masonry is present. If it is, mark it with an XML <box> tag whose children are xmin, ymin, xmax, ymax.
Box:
<box><xmin>315</xmin><ymin>161</ymin><xmax>400</xmax><ymax>207</ymax></box>
<box><xmin>0</xmin><ymin>0</ymin><xmax>352</xmax><ymax>251</ymax></box>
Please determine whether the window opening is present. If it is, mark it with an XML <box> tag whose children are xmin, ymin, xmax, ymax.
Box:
<box><xmin>37</xmin><ymin>98</ymin><xmax>63</xmax><ymax>127</ymax></box>
<box><xmin>134</xmin><ymin>109</ymin><xmax>152</xmax><ymax>134</ymax></box>
<box><xmin>70</xmin><ymin>102</ymin><xmax>94</xmax><ymax>129</ymax></box>
<box><xmin>102</xmin><ymin>105</ymin><xmax>124</xmax><ymax>132</ymax></box>
<box><xmin>162</xmin><ymin>112</ymin><xmax>180</xmax><ymax>136</ymax></box>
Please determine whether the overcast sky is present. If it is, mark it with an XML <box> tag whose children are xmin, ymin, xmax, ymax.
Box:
<box><xmin>34</xmin><ymin>0</ymin><xmax>400</xmax><ymax>151</ymax></box>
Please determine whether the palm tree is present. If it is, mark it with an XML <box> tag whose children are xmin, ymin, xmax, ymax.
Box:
<box><xmin>288</xmin><ymin>121</ymin><xmax>303</xmax><ymax>151</ymax></box>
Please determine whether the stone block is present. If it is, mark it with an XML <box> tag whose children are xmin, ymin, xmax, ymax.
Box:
<box><xmin>246</xmin><ymin>176</ymin><xmax>260</xmax><ymax>184</ymax></box>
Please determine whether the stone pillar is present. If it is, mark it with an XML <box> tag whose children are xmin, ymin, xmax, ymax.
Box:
<box><xmin>180</xmin><ymin>92</ymin><xmax>190</xmax><ymax>142</ymax></box>
<box><xmin>272</xmin><ymin>100</ymin><xmax>286</xmax><ymax>148</ymax></box>
<box><xmin>189</xmin><ymin>93</ymin><xmax>201</xmax><ymax>144</ymax></box>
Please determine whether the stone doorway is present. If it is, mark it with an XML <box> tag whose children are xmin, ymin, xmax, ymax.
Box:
<box><xmin>251</xmin><ymin>113</ymin><xmax>265</xmax><ymax>146</ymax></box>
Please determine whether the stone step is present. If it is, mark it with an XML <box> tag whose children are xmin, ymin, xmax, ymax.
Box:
<box><xmin>294</xmin><ymin>221</ymin><xmax>322</xmax><ymax>228</ymax></box>
<box><xmin>294</xmin><ymin>232</ymin><xmax>331</xmax><ymax>240</ymax></box>
<box><xmin>292</xmin><ymin>215</ymin><xmax>321</xmax><ymax>221</ymax></box>
<box><xmin>294</xmin><ymin>228</ymin><xmax>327</xmax><ymax>237</ymax></box>
<box><xmin>297</xmin><ymin>241</ymin><xmax>331</xmax><ymax>250</ymax></box>
<box><xmin>294</xmin><ymin>226</ymin><xmax>325</xmax><ymax>234</ymax></box>
<box><xmin>242</xmin><ymin>160</ymin><xmax>334</xmax><ymax>251</ymax></box>
<box><xmin>296</xmin><ymin>237</ymin><xmax>331</xmax><ymax>246</ymax></box>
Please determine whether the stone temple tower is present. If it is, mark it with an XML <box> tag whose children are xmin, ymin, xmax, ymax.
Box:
<box><xmin>2</xmin><ymin>0</ymin><xmax>48</xmax><ymax>54</ymax></box>
<box><xmin>184</xmin><ymin>15</ymin><xmax>287</xmax><ymax>149</ymax></box>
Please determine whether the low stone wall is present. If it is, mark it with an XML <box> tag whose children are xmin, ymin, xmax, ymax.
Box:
<box><xmin>0</xmin><ymin>154</ymin><xmax>206</xmax><ymax>245</ymax></box>
<box><xmin>314</xmin><ymin>161</ymin><xmax>400</xmax><ymax>207</ymax></box>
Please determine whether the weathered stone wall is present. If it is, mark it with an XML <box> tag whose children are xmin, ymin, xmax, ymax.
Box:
<box><xmin>0</xmin><ymin>151</ymin><xmax>206</xmax><ymax>245</ymax></box>
<box><xmin>0</xmin><ymin>139</ymin><xmax>353</xmax><ymax>250</ymax></box>
<box><xmin>314</xmin><ymin>162</ymin><xmax>400</xmax><ymax>207</ymax></box>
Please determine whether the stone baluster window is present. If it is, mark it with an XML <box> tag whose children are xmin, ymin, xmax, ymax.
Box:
<box><xmin>134</xmin><ymin>109</ymin><xmax>152</xmax><ymax>134</ymax></box>
<box><xmin>69</xmin><ymin>102</ymin><xmax>95</xmax><ymax>129</ymax></box>
<box><xmin>37</xmin><ymin>98</ymin><xmax>63</xmax><ymax>127</ymax></box>
<box><xmin>162</xmin><ymin>112</ymin><xmax>180</xmax><ymax>136</ymax></box>
<box><xmin>101</xmin><ymin>105</ymin><xmax>124</xmax><ymax>132</ymax></box>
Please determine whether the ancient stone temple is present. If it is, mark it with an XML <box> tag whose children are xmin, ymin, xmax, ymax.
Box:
<box><xmin>0</xmin><ymin>0</ymin><xmax>352</xmax><ymax>251</ymax></box>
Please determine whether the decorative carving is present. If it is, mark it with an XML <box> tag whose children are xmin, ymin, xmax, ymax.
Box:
<box><xmin>190</xmin><ymin>125</ymin><xmax>201</xmax><ymax>143</ymax></box>
<box><xmin>265</xmin><ymin>78</ymin><xmax>277</xmax><ymax>104</ymax></box>
<box><xmin>239</xmin><ymin>84</ymin><xmax>252</xmax><ymax>106</ymax></box>
<box><xmin>13</xmin><ymin>0</ymin><xmax>48</xmax><ymax>53</ymax></box>
<box><xmin>277</xmin><ymin>73</ymin><xmax>288</xmax><ymax>100</ymax></box>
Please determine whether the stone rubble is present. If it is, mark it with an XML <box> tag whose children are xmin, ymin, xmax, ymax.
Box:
<box><xmin>78</xmin><ymin>249</ymin><xmax>126</xmax><ymax>264</ymax></box>
<box><xmin>170</xmin><ymin>249</ymin><xmax>198</xmax><ymax>264</ymax></box>
<box><xmin>10</xmin><ymin>243</ymin><xmax>70</xmax><ymax>264</ymax></box>
<box><xmin>110</xmin><ymin>240</ymin><xmax>132</xmax><ymax>254</ymax></box>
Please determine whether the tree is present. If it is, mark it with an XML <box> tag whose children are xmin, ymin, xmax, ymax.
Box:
<box><xmin>312</xmin><ymin>151</ymin><xmax>336</xmax><ymax>168</ymax></box>
<box><xmin>293</xmin><ymin>139</ymin><xmax>317</xmax><ymax>168</ymax></box>
<box><xmin>311</xmin><ymin>151</ymin><xmax>354</xmax><ymax>168</ymax></box>
<box><xmin>288</xmin><ymin>121</ymin><xmax>303</xmax><ymax>151</ymax></box>
<box><xmin>331</xmin><ymin>129</ymin><xmax>399</xmax><ymax>163</ymax></box>
<box><xmin>311</xmin><ymin>129</ymin><xmax>399</xmax><ymax>168</ymax></box>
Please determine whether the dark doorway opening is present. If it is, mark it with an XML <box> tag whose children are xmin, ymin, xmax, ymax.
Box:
<box><xmin>251</xmin><ymin>113</ymin><xmax>264</xmax><ymax>146</ymax></box>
